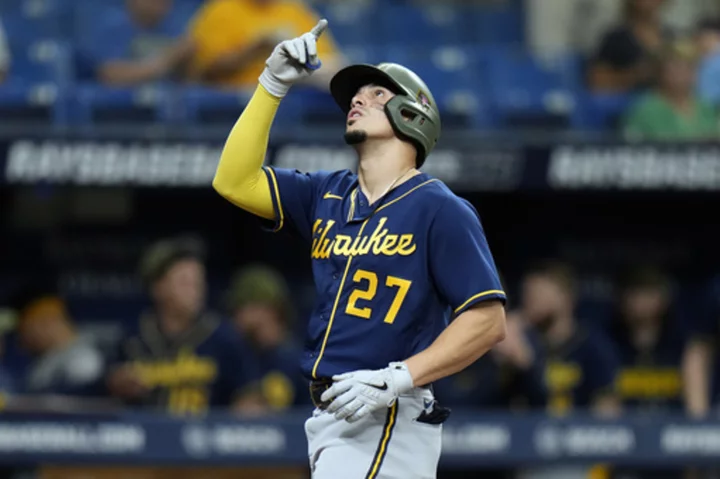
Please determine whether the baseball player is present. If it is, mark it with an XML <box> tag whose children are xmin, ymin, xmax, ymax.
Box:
<box><xmin>212</xmin><ymin>19</ymin><xmax>507</xmax><ymax>479</ymax></box>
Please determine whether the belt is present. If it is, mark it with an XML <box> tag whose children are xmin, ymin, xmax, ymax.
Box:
<box><xmin>310</xmin><ymin>378</ymin><xmax>433</xmax><ymax>410</ymax></box>
<box><xmin>309</xmin><ymin>378</ymin><xmax>334</xmax><ymax>410</ymax></box>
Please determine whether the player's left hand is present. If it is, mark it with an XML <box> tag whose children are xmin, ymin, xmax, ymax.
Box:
<box><xmin>320</xmin><ymin>362</ymin><xmax>414</xmax><ymax>423</ymax></box>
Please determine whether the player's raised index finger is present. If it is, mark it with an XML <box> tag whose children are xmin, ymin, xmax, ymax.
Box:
<box><xmin>310</xmin><ymin>18</ymin><xmax>328</xmax><ymax>39</ymax></box>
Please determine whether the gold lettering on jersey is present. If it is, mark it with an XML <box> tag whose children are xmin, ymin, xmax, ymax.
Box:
<box><xmin>546</xmin><ymin>361</ymin><xmax>581</xmax><ymax>415</ymax></box>
<box><xmin>311</xmin><ymin>217</ymin><xmax>416</xmax><ymax>259</ymax></box>
<box><xmin>133</xmin><ymin>350</ymin><xmax>218</xmax><ymax>388</ymax></box>
<box><xmin>617</xmin><ymin>367</ymin><xmax>680</xmax><ymax>399</ymax></box>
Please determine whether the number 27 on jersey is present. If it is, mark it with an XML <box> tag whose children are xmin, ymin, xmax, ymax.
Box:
<box><xmin>345</xmin><ymin>269</ymin><xmax>412</xmax><ymax>324</ymax></box>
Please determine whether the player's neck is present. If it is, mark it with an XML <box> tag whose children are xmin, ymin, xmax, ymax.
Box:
<box><xmin>357</xmin><ymin>142</ymin><xmax>418</xmax><ymax>204</ymax></box>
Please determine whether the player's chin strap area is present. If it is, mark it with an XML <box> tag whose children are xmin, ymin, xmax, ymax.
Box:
<box><xmin>309</xmin><ymin>377</ymin><xmax>452</xmax><ymax>425</ymax></box>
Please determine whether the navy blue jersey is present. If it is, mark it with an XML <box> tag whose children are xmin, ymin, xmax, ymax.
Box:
<box><xmin>542</xmin><ymin>325</ymin><xmax>620</xmax><ymax>413</ymax></box>
<box><xmin>263</xmin><ymin>167</ymin><xmax>505</xmax><ymax>379</ymax></box>
<box><xmin>609</xmin><ymin>318</ymin><xmax>684</xmax><ymax>411</ymax></box>
<box><xmin>256</xmin><ymin>340</ymin><xmax>313</xmax><ymax>411</ymax></box>
<box><xmin>113</xmin><ymin>312</ymin><xmax>260</xmax><ymax>415</ymax></box>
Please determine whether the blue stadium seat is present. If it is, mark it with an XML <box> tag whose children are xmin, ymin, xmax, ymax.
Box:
<box><xmin>572</xmin><ymin>92</ymin><xmax>636</xmax><ymax>131</ymax></box>
<box><xmin>486</xmin><ymin>49</ymin><xmax>581</xmax><ymax>128</ymax></box>
<box><xmin>314</xmin><ymin>2</ymin><xmax>380</xmax><ymax>46</ymax></box>
<box><xmin>179</xmin><ymin>86</ymin><xmax>252</xmax><ymax>125</ymax></box>
<box><xmin>71</xmin><ymin>83</ymin><xmax>172</xmax><ymax>124</ymax></box>
<box><xmin>380</xmin><ymin>4</ymin><xmax>467</xmax><ymax>46</ymax></box>
<box><xmin>470</xmin><ymin>4</ymin><xmax>524</xmax><ymax>45</ymax></box>
<box><xmin>9</xmin><ymin>39</ymin><xmax>72</xmax><ymax>84</ymax></box>
<box><xmin>1</xmin><ymin>0</ymin><xmax>69</xmax><ymax>41</ymax></box>
<box><xmin>0</xmin><ymin>39</ymin><xmax>72</xmax><ymax>123</ymax></box>
<box><xmin>179</xmin><ymin>86</ymin><xmax>310</xmax><ymax>128</ymax></box>
<box><xmin>0</xmin><ymin>82</ymin><xmax>61</xmax><ymax>122</ymax></box>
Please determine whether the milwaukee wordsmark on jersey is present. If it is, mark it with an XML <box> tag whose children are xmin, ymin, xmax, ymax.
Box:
<box><xmin>311</xmin><ymin>218</ymin><xmax>417</xmax><ymax>259</ymax></box>
<box><xmin>262</xmin><ymin>167</ymin><xmax>506</xmax><ymax>380</ymax></box>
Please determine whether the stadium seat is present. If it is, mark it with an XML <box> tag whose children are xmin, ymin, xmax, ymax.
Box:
<box><xmin>0</xmin><ymin>82</ymin><xmax>59</xmax><ymax>122</ymax></box>
<box><xmin>380</xmin><ymin>4</ymin><xmax>468</xmax><ymax>46</ymax></box>
<box><xmin>179</xmin><ymin>86</ymin><xmax>252</xmax><ymax>126</ymax></box>
<box><xmin>572</xmin><ymin>92</ymin><xmax>636</xmax><ymax>131</ymax></box>
<box><xmin>314</xmin><ymin>1</ymin><xmax>380</xmax><ymax>46</ymax></box>
<box><xmin>72</xmin><ymin>83</ymin><xmax>172</xmax><ymax>124</ymax></box>
<box><xmin>470</xmin><ymin>3</ymin><xmax>524</xmax><ymax>45</ymax></box>
<box><xmin>486</xmin><ymin>49</ymin><xmax>581</xmax><ymax>128</ymax></box>
<box><xmin>8</xmin><ymin>39</ymin><xmax>72</xmax><ymax>84</ymax></box>
<box><xmin>0</xmin><ymin>39</ymin><xmax>72</xmax><ymax>123</ymax></box>
<box><xmin>179</xmin><ymin>86</ymin><xmax>312</xmax><ymax>129</ymax></box>
<box><xmin>0</xmin><ymin>0</ymin><xmax>69</xmax><ymax>41</ymax></box>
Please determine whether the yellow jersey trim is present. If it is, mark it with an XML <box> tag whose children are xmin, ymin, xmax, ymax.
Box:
<box><xmin>323</xmin><ymin>192</ymin><xmax>343</xmax><ymax>200</ymax></box>
<box><xmin>454</xmin><ymin>289</ymin><xmax>506</xmax><ymax>314</ymax></box>
<box><xmin>365</xmin><ymin>401</ymin><xmax>398</xmax><ymax>479</ymax></box>
<box><xmin>375</xmin><ymin>179</ymin><xmax>439</xmax><ymax>214</ymax></box>
<box><xmin>264</xmin><ymin>166</ymin><xmax>284</xmax><ymax>232</ymax></box>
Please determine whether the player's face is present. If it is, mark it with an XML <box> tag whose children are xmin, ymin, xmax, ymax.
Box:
<box><xmin>346</xmin><ymin>84</ymin><xmax>396</xmax><ymax>139</ymax></box>
<box><xmin>154</xmin><ymin>259</ymin><xmax>206</xmax><ymax>318</ymax></box>
<box><xmin>521</xmin><ymin>274</ymin><xmax>571</xmax><ymax>327</ymax></box>
<box><xmin>621</xmin><ymin>286</ymin><xmax>668</xmax><ymax>327</ymax></box>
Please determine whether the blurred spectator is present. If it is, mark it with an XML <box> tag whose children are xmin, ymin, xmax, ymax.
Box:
<box><xmin>106</xmin><ymin>237</ymin><xmax>265</xmax><ymax>416</ymax></box>
<box><xmin>80</xmin><ymin>0</ymin><xmax>195</xmax><ymax>86</ymax></box>
<box><xmin>520</xmin><ymin>261</ymin><xmax>621</xmax><ymax>416</ymax></box>
<box><xmin>435</xmin><ymin>312</ymin><xmax>547</xmax><ymax>410</ymax></box>
<box><xmin>608</xmin><ymin>267</ymin><xmax>683</xmax><ymax>411</ymax></box>
<box><xmin>9</xmin><ymin>287</ymin><xmax>103</xmax><ymax>396</ymax></box>
<box><xmin>696</xmin><ymin>18</ymin><xmax>720</xmax><ymax>106</ymax></box>
<box><xmin>516</xmin><ymin>262</ymin><xmax>620</xmax><ymax>479</ymax></box>
<box><xmin>226</xmin><ymin>264</ymin><xmax>310</xmax><ymax>411</ymax></box>
<box><xmin>0</xmin><ymin>309</ymin><xmax>17</xmax><ymax>398</ymax></box>
<box><xmin>0</xmin><ymin>17</ymin><xmax>9</xmax><ymax>84</ymax></box>
<box><xmin>682</xmin><ymin>278</ymin><xmax>720</xmax><ymax>418</ymax></box>
<box><xmin>527</xmin><ymin>0</ymin><xmax>623</xmax><ymax>57</ymax></box>
<box><xmin>622</xmin><ymin>39</ymin><xmax>719</xmax><ymax>140</ymax></box>
<box><xmin>187</xmin><ymin>0</ymin><xmax>344</xmax><ymax>91</ymax></box>
<box><xmin>589</xmin><ymin>0</ymin><xmax>669</xmax><ymax>93</ymax></box>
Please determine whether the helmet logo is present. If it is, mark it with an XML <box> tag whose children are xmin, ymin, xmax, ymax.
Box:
<box><xmin>417</xmin><ymin>90</ymin><xmax>431</xmax><ymax>110</ymax></box>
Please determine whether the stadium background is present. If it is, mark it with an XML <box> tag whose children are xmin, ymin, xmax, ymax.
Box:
<box><xmin>1</xmin><ymin>0</ymin><xmax>720</xmax><ymax>478</ymax></box>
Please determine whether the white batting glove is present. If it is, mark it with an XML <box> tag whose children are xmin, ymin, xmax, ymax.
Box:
<box><xmin>320</xmin><ymin>362</ymin><xmax>415</xmax><ymax>423</ymax></box>
<box><xmin>258</xmin><ymin>18</ymin><xmax>328</xmax><ymax>98</ymax></box>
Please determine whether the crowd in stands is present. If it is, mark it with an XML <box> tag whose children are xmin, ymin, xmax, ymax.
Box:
<box><xmin>0</xmin><ymin>234</ymin><xmax>716</xmax><ymax>422</ymax></box>
<box><xmin>0</xmin><ymin>0</ymin><xmax>716</xmax><ymax>135</ymax></box>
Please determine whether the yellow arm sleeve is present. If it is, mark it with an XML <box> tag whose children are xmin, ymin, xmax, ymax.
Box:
<box><xmin>212</xmin><ymin>84</ymin><xmax>280</xmax><ymax>220</ymax></box>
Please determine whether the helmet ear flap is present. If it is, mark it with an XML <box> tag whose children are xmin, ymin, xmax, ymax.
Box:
<box><xmin>383</xmin><ymin>96</ymin><xmax>430</xmax><ymax>167</ymax></box>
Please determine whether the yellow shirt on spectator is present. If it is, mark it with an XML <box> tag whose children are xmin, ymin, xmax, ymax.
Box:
<box><xmin>189</xmin><ymin>0</ymin><xmax>340</xmax><ymax>88</ymax></box>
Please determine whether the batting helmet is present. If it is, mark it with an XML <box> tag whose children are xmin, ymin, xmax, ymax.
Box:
<box><xmin>330</xmin><ymin>63</ymin><xmax>441</xmax><ymax>167</ymax></box>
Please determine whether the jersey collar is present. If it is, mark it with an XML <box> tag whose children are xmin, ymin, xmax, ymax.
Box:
<box><xmin>345</xmin><ymin>172</ymin><xmax>432</xmax><ymax>223</ymax></box>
